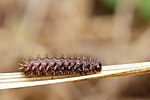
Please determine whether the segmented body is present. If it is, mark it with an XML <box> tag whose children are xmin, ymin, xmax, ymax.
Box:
<box><xmin>18</xmin><ymin>54</ymin><xmax>102</xmax><ymax>77</ymax></box>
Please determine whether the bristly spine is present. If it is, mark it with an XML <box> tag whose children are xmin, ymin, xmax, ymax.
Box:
<box><xmin>18</xmin><ymin>54</ymin><xmax>102</xmax><ymax>77</ymax></box>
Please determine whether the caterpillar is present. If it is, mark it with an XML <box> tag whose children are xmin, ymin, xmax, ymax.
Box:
<box><xmin>18</xmin><ymin>54</ymin><xmax>102</xmax><ymax>77</ymax></box>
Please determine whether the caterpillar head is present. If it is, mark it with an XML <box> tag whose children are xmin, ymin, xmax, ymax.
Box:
<box><xmin>95</xmin><ymin>62</ymin><xmax>102</xmax><ymax>72</ymax></box>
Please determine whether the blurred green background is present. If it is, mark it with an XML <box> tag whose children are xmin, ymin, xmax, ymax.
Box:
<box><xmin>0</xmin><ymin>0</ymin><xmax>150</xmax><ymax>100</ymax></box>
<box><xmin>103</xmin><ymin>0</ymin><xmax>150</xmax><ymax>19</ymax></box>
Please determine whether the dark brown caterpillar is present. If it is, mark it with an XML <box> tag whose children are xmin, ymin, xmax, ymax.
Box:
<box><xmin>18</xmin><ymin>54</ymin><xmax>102</xmax><ymax>77</ymax></box>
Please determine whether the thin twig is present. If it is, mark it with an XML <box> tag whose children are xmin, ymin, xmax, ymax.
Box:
<box><xmin>0</xmin><ymin>62</ymin><xmax>150</xmax><ymax>90</ymax></box>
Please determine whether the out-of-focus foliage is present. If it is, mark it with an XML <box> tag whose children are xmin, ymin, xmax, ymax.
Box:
<box><xmin>136</xmin><ymin>0</ymin><xmax>150</xmax><ymax>20</ymax></box>
<box><xmin>102</xmin><ymin>0</ymin><xmax>150</xmax><ymax>20</ymax></box>
<box><xmin>102</xmin><ymin>0</ymin><xmax>118</xmax><ymax>9</ymax></box>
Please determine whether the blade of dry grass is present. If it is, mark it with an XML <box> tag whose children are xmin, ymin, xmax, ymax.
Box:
<box><xmin>0</xmin><ymin>62</ymin><xmax>150</xmax><ymax>90</ymax></box>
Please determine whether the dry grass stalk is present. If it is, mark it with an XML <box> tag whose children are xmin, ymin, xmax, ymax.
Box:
<box><xmin>0</xmin><ymin>62</ymin><xmax>150</xmax><ymax>90</ymax></box>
